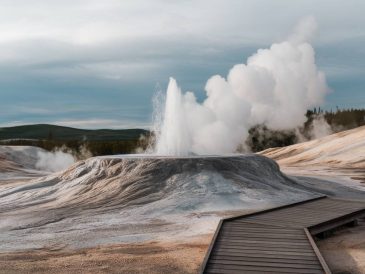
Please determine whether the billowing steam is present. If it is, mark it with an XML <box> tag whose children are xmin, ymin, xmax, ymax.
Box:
<box><xmin>308</xmin><ymin>115</ymin><xmax>333</xmax><ymax>139</ymax></box>
<box><xmin>154</xmin><ymin>17</ymin><xmax>329</xmax><ymax>156</ymax></box>
<box><xmin>36</xmin><ymin>150</ymin><xmax>75</xmax><ymax>172</ymax></box>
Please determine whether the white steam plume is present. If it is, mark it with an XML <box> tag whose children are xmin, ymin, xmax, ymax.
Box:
<box><xmin>36</xmin><ymin>150</ymin><xmax>75</xmax><ymax>172</ymax></box>
<box><xmin>154</xmin><ymin>17</ymin><xmax>330</xmax><ymax>156</ymax></box>
<box><xmin>308</xmin><ymin>115</ymin><xmax>333</xmax><ymax>140</ymax></box>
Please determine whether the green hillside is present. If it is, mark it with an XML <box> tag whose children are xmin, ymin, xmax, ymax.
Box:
<box><xmin>0</xmin><ymin>124</ymin><xmax>149</xmax><ymax>141</ymax></box>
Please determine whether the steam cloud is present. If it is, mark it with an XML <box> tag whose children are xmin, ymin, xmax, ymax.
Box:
<box><xmin>36</xmin><ymin>150</ymin><xmax>75</xmax><ymax>172</ymax></box>
<box><xmin>154</xmin><ymin>17</ymin><xmax>330</xmax><ymax>156</ymax></box>
<box><xmin>308</xmin><ymin>115</ymin><xmax>333</xmax><ymax>140</ymax></box>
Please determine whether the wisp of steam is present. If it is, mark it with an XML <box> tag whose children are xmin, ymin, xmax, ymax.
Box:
<box><xmin>36</xmin><ymin>149</ymin><xmax>75</xmax><ymax>172</ymax></box>
<box><xmin>154</xmin><ymin>17</ymin><xmax>329</xmax><ymax>156</ymax></box>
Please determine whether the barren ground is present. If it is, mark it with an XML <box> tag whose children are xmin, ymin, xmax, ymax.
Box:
<box><xmin>317</xmin><ymin>219</ymin><xmax>365</xmax><ymax>274</ymax></box>
<box><xmin>0</xmin><ymin>236</ymin><xmax>211</xmax><ymax>274</ymax></box>
<box><xmin>2</xmin><ymin>126</ymin><xmax>365</xmax><ymax>274</ymax></box>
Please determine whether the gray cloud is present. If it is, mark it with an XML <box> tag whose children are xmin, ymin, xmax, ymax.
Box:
<box><xmin>0</xmin><ymin>0</ymin><xmax>364</xmax><ymax>128</ymax></box>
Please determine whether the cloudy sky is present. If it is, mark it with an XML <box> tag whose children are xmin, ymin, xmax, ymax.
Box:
<box><xmin>0</xmin><ymin>0</ymin><xmax>364</xmax><ymax>129</ymax></box>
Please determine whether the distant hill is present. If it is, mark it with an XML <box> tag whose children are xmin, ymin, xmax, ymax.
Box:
<box><xmin>0</xmin><ymin>124</ymin><xmax>149</xmax><ymax>141</ymax></box>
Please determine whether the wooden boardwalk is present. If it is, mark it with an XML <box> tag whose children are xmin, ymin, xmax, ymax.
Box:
<box><xmin>200</xmin><ymin>196</ymin><xmax>365</xmax><ymax>274</ymax></box>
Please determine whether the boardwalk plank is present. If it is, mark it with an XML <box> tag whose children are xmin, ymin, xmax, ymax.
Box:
<box><xmin>213</xmin><ymin>247</ymin><xmax>317</xmax><ymax>256</ymax></box>
<box><xmin>210</xmin><ymin>255</ymin><xmax>320</xmax><ymax>264</ymax></box>
<box><xmin>209</xmin><ymin>259</ymin><xmax>323</xmax><ymax>269</ymax></box>
<box><xmin>218</xmin><ymin>234</ymin><xmax>309</xmax><ymax>241</ymax></box>
<box><xmin>201</xmin><ymin>197</ymin><xmax>365</xmax><ymax>274</ymax></box>
<box><xmin>216</xmin><ymin>238</ymin><xmax>312</xmax><ymax>246</ymax></box>
<box><xmin>206</xmin><ymin>263</ymin><xmax>324</xmax><ymax>274</ymax></box>
<box><xmin>214</xmin><ymin>245</ymin><xmax>316</xmax><ymax>253</ymax></box>
<box><xmin>212</xmin><ymin>248</ymin><xmax>317</xmax><ymax>256</ymax></box>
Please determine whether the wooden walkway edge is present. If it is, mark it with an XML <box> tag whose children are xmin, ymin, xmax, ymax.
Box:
<box><xmin>200</xmin><ymin>196</ymin><xmax>365</xmax><ymax>274</ymax></box>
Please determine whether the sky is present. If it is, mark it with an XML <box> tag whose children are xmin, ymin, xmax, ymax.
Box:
<box><xmin>0</xmin><ymin>0</ymin><xmax>364</xmax><ymax>129</ymax></box>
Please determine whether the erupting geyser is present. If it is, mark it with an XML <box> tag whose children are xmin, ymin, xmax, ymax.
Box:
<box><xmin>155</xmin><ymin>78</ymin><xmax>191</xmax><ymax>156</ymax></box>
<box><xmin>154</xmin><ymin>17</ymin><xmax>329</xmax><ymax>156</ymax></box>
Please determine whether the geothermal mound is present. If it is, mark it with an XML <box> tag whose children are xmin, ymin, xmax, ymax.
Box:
<box><xmin>0</xmin><ymin>154</ymin><xmax>315</xmax><ymax>214</ymax></box>
<box><xmin>0</xmin><ymin>152</ymin><xmax>318</xmax><ymax>251</ymax></box>
<box><xmin>261</xmin><ymin>125</ymin><xmax>365</xmax><ymax>169</ymax></box>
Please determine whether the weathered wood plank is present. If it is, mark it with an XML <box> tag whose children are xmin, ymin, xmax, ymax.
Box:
<box><xmin>210</xmin><ymin>255</ymin><xmax>320</xmax><ymax>264</ymax></box>
<box><xmin>218</xmin><ymin>231</ymin><xmax>309</xmax><ymax>238</ymax></box>
<box><xmin>205</xmin><ymin>269</ymin><xmax>313</xmax><ymax>274</ymax></box>
<box><xmin>214</xmin><ymin>245</ymin><xmax>316</xmax><ymax>253</ymax></box>
<box><xmin>222</xmin><ymin>224</ymin><xmax>303</xmax><ymax>231</ymax></box>
<box><xmin>212</xmin><ymin>248</ymin><xmax>317</xmax><ymax>257</ymax></box>
<box><xmin>218</xmin><ymin>235</ymin><xmax>309</xmax><ymax>242</ymax></box>
<box><xmin>210</xmin><ymin>253</ymin><xmax>318</xmax><ymax>261</ymax></box>
<box><xmin>222</xmin><ymin>222</ymin><xmax>303</xmax><ymax>229</ymax></box>
<box><xmin>231</xmin><ymin>219</ymin><xmax>304</xmax><ymax>227</ymax></box>
<box><xmin>304</xmin><ymin>228</ymin><xmax>331</xmax><ymax>274</ymax></box>
<box><xmin>205</xmin><ymin>263</ymin><xmax>324</xmax><ymax>274</ymax></box>
<box><xmin>209</xmin><ymin>259</ymin><xmax>323</xmax><ymax>269</ymax></box>
<box><xmin>220</xmin><ymin>230</ymin><xmax>308</xmax><ymax>237</ymax></box>
<box><xmin>205</xmin><ymin>269</ymin><xmax>321</xmax><ymax>274</ymax></box>
<box><xmin>220</xmin><ymin>229</ymin><xmax>306</xmax><ymax>235</ymax></box>
<box><xmin>216</xmin><ymin>238</ymin><xmax>312</xmax><ymax>247</ymax></box>
<box><xmin>212</xmin><ymin>249</ymin><xmax>317</xmax><ymax>258</ymax></box>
